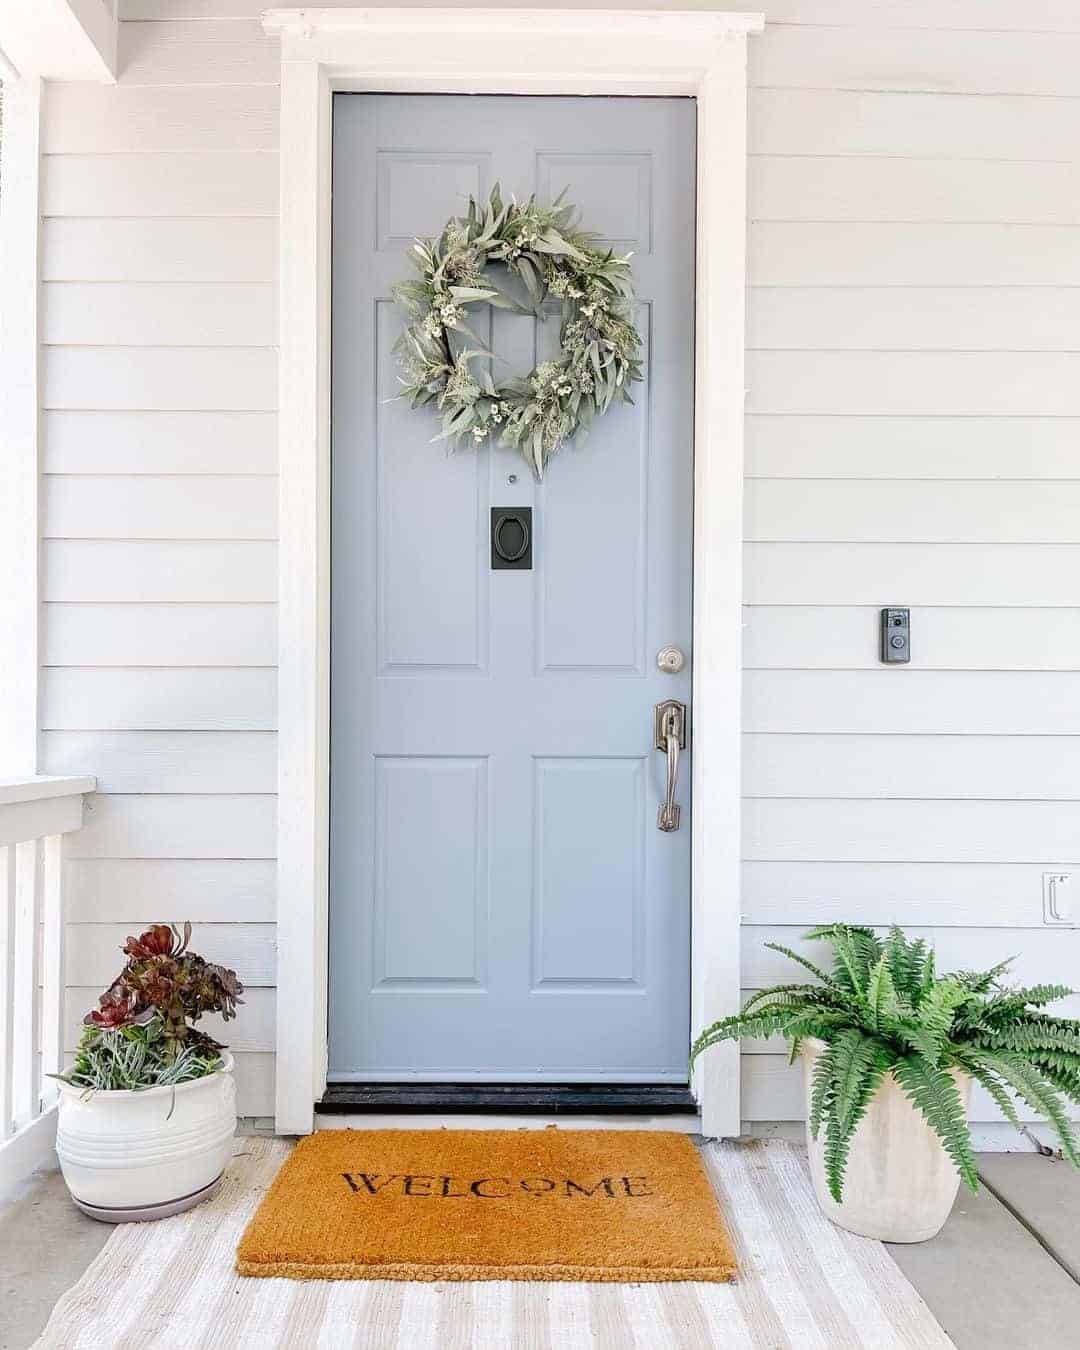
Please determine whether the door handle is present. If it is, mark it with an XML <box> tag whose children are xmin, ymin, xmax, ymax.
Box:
<box><xmin>654</xmin><ymin>700</ymin><xmax>687</xmax><ymax>832</ymax></box>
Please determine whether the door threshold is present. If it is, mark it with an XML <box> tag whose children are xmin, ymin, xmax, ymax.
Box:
<box><xmin>318</xmin><ymin>1083</ymin><xmax>696</xmax><ymax>1114</ymax></box>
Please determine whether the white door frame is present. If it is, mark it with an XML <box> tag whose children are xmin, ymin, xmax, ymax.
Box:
<box><xmin>264</xmin><ymin>6</ymin><xmax>763</xmax><ymax>1137</ymax></box>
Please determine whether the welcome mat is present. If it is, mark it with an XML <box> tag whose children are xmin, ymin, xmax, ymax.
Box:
<box><xmin>235</xmin><ymin>1128</ymin><xmax>737</xmax><ymax>1283</ymax></box>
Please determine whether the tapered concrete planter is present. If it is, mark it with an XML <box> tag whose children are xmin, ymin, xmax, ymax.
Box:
<box><xmin>801</xmin><ymin>1038</ymin><xmax>973</xmax><ymax>1243</ymax></box>
<box><xmin>56</xmin><ymin>1053</ymin><xmax>236</xmax><ymax>1222</ymax></box>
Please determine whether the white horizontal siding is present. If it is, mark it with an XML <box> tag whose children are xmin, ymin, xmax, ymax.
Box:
<box><xmin>752</xmin><ymin>24</ymin><xmax>1080</xmax><ymax>97</ymax></box>
<box><xmin>42</xmin><ymin>669</ymin><xmax>276</xmax><ymax>730</ymax></box>
<box><xmin>42</xmin><ymin>731</ymin><xmax>276</xmax><ymax>793</ymax></box>
<box><xmin>745</xmin><ymin>671</ymin><xmax>1080</xmax><ymax>735</ymax></box>
<box><xmin>744</xmin><ymin>735</ymin><xmax>1080</xmax><ymax>801</ymax></box>
<box><xmin>68</xmin><ymin>794</ymin><xmax>275</xmax><ymax>859</ymax></box>
<box><xmin>751</xmin><ymin>224</ymin><xmax>1080</xmax><ymax>289</ymax></box>
<box><xmin>44</xmin><ymin>604</ymin><xmax>276</xmax><ymax>666</ymax></box>
<box><xmin>746</xmin><ymin>417</ymin><xmax>1080</xmax><ymax>480</ymax></box>
<box><xmin>749</xmin><ymin>288</ymin><xmax>1080</xmax><ymax>352</ymax></box>
<box><xmin>751</xmin><ymin>158</ymin><xmax>1080</xmax><ymax>225</ymax></box>
<box><xmin>43</xmin><ymin>83</ymin><xmax>278</xmax><ymax>153</ymax></box>
<box><xmin>43</xmin><ymin>218</ymin><xmax>276</xmax><ymax>283</ymax></box>
<box><xmin>746</xmin><ymin>481</ymin><xmax>1080</xmax><ymax>544</ymax></box>
<box><xmin>65</xmin><ymin>858</ymin><xmax>275</xmax><ymax>923</ymax></box>
<box><xmin>43</xmin><ymin>284</ymin><xmax>275</xmax><ymax>347</ymax></box>
<box><xmin>744</xmin><ymin>0</ymin><xmax>1080</xmax><ymax>1130</ymax></box>
<box><xmin>751</xmin><ymin>88</ymin><xmax>1080</xmax><ymax>161</ymax></box>
<box><xmin>45</xmin><ymin>541</ymin><xmax>276</xmax><ymax>601</ymax></box>
<box><xmin>45</xmin><ymin>411</ymin><xmax>276</xmax><ymax>474</ymax></box>
<box><xmin>37</xmin><ymin>4</ymin><xmax>1080</xmax><ymax>1125</ymax></box>
<box><xmin>748</xmin><ymin>351</ymin><xmax>1080</xmax><ymax>417</ymax></box>
<box><xmin>747</xmin><ymin>544</ymin><xmax>1080</xmax><ymax>607</ymax></box>
<box><xmin>44</xmin><ymin>347</ymin><xmax>275</xmax><ymax>412</ymax></box>
<box><xmin>42</xmin><ymin>152</ymin><xmax>277</xmax><ymax>217</ymax></box>
<box><xmin>44</xmin><ymin>476</ymin><xmax>277</xmax><ymax>540</ymax></box>
<box><xmin>744</xmin><ymin>800</ymin><xmax>1080</xmax><ymax>864</ymax></box>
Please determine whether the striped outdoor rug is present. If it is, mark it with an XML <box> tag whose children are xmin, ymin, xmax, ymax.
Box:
<box><xmin>35</xmin><ymin>1136</ymin><xmax>954</xmax><ymax>1349</ymax></box>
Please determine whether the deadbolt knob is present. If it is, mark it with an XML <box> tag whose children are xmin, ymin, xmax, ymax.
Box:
<box><xmin>657</xmin><ymin>646</ymin><xmax>686</xmax><ymax>674</ymax></box>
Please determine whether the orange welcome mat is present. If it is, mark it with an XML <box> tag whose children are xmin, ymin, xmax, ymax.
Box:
<box><xmin>236</xmin><ymin>1128</ymin><xmax>737</xmax><ymax>1283</ymax></box>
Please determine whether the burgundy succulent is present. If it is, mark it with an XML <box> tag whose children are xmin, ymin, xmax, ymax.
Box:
<box><xmin>84</xmin><ymin>922</ymin><xmax>244</xmax><ymax>1061</ymax></box>
<box><xmin>123</xmin><ymin>921</ymin><xmax>190</xmax><ymax>961</ymax></box>
<box><xmin>84</xmin><ymin>987</ymin><xmax>145</xmax><ymax>1031</ymax></box>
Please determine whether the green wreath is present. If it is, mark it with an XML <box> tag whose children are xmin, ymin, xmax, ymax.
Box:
<box><xmin>392</xmin><ymin>184</ymin><xmax>644</xmax><ymax>479</ymax></box>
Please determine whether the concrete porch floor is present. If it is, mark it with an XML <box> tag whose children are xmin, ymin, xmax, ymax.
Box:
<box><xmin>2</xmin><ymin>1148</ymin><xmax>1079</xmax><ymax>1349</ymax></box>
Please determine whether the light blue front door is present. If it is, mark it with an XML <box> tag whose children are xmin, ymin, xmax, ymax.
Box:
<box><xmin>329</xmin><ymin>94</ymin><xmax>696</xmax><ymax>1082</ymax></box>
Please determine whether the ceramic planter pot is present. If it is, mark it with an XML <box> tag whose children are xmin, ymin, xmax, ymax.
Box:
<box><xmin>55</xmin><ymin>1052</ymin><xmax>237</xmax><ymax>1222</ymax></box>
<box><xmin>801</xmin><ymin>1038</ymin><xmax>973</xmax><ymax>1243</ymax></box>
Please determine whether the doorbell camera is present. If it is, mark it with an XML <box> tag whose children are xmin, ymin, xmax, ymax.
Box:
<box><xmin>880</xmin><ymin>608</ymin><xmax>910</xmax><ymax>664</ymax></box>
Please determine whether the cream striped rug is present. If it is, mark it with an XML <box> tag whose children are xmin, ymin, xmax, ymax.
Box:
<box><xmin>35</xmin><ymin>1137</ymin><xmax>954</xmax><ymax>1349</ymax></box>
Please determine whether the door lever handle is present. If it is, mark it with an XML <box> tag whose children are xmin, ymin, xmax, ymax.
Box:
<box><xmin>654</xmin><ymin>700</ymin><xmax>687</xmax><ymax>832</ymax></box>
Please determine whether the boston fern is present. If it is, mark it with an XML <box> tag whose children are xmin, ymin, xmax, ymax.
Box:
<box><xmin>691</xmin><ymin>925</ymin><xmax>1080</xmax><ymax>1203</ymax></box>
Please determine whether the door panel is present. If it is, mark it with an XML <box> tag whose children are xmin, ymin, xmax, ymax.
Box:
<box><xmin>330</xmin><ymin>94</ymin><xmax>696</xmax><ymax>1082</ymax></box>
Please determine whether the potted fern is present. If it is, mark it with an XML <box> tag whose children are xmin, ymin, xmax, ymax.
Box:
<box><xmin>692</xmin><ymin>925</ymin><xmax>1080</xmax><ymax>1242</ymax></box>
<box><xmin>54</xmin><ymin>923</ymin><xmax>243</xmax><ymax>1222</ymax></box>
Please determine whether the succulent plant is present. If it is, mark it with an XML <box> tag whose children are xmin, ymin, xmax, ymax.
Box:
<box><xmin>61</xmin><ymin>922</ymin><xmax>245</xmax><ymax>1090</ymax></box>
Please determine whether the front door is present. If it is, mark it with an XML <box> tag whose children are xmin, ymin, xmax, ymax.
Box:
<box><xmin>329</xmin><ymin>94</ymin><xmax>696</xmax><ymax>1084</ymax></box>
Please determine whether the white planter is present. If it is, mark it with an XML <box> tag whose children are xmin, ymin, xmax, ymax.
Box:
<box><xmin>56</xmin><ymin>1052</ymin><xmax>237</xmax><ymax>1222</ymax></box>
<box><xmin>801</xmin><ymin>1038</ymin><xmax>973</xmax><ymax>1243</ymax></box>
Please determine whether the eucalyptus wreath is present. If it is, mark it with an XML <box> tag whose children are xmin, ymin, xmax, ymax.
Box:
<box><xmin>392</xmin><ymin>184</ymin><xmax>644</xmax><ymax>479</ymax></box>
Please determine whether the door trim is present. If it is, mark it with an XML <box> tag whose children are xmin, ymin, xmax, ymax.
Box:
<box><xmin>264</xmin><ymin>5</ymin><xmax>764</xmax><ymax>1138</ymax></box>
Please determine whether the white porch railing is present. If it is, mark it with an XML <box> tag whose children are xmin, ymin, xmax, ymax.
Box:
<box><xmin>0</xmin><ymin>775</ymin><xmax>95</xmax><ymax>1193</ymax></box>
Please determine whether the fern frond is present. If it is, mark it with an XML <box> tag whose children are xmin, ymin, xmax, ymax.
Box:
<box><xmin>893</xmin><ymin>1054</ymin><xmax>979</xmax><ymax>1193</ymax></box>
<box><xmin>953</xmin><ymin>959</ymin><xmax>1014</xmax><ymax>995</ymax></box>
<box><xmin>741</xmin><ymin>984</ymin><xmax>843</xmax><ymax>1015</ymax></box>
<box><xmin>1030</xmin><ymin>1060</ymin><xmax>1080</xmax><ymax>1109</ymax></box>
<box><xmin>976</xmin><ymin>1021</ymin><xmax>1080</xmax><ymax>1058</ymax></box>
<box><xmin>806</xmin><ymin>925</ymin><xmax>881</xmax><ymax>996</ymax></box>
<box><xmin>972</xmin><ymin>1050</ymin><xmax>1080</xmax><ymax>1170</ymax></box>
<box><xmin>866</xmin><ymin>955</ymin><xmax>900</xmax><ymax>1033</ymax></box>
<box><xmin>994</xmin><ymin>985</ymin><xmax>1073</xmax><ymax>1014</ymax></box>
<box><xmin>973</xmin><ymin>985</ymin><xmax>1071</xmax><ymax>1031</ymax></box>
<box><xmin>884</xmin><ymin>927</ymin><xmax>928</xmax><ymax>1001</ymax></box>
<box><xmin>690</xmin><ymin>1006</ymin><xmax>820</xmax><ymax>1062</ymax></box>
<box><xmin>917</xmin><ymin>947</ymin><xmax>937</xmax><ymax>1006</ymax></box>
<box><xmin>951</xmin><ymin>1049</ymin><xmax>1023</xmax><ymax>1132</ymax></box>
<box><xmin>820</xmin><ymin>1030</ymin><xmax>891</xmax><ymax>1203</ymax></box>
<box><xmin>897</xmin><ymin>979</ymin><xmax>970</xmax><ymax>1066</ymax></box>
<box><xmin>808</xmin><ymin>1040</ymin><xmax>838</xmax><ymax>1140</ymax></box>
<box><xmin>762</xmin><ymin>942</ymin><xmax>836</xmax><ymax>988</ymax></box>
